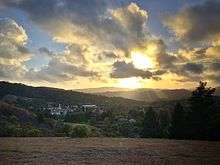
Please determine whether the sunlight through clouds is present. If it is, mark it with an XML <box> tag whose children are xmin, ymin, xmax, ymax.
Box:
<box><xmin>131</xmin><ymin>51</ymin><xmax>154</xmax><ymax>70</ymax></box>
<box><xmin>117</xmin><ymin>77</ymin><xmax>141</xmax><ymax>89</ymax></box>
<box><xmin>0</xmin><ymin>0</ymin><xmax>220</xmax><ymax>89</ymax></box>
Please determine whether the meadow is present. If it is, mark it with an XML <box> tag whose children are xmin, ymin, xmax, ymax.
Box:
<box><xmin>0</xmin><ymin>137</ymin><xmax>220</xmax><ymax>165</ymax></box>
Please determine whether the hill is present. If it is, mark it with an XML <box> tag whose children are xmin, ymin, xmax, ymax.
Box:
<box><xmin>0</xmin><ymin>81</ymin><xmax>148</xmax><ymax>112</ymax></box>
<box><xmin>77</xmin><ymin>87</ymin><xmax>220</xmax><ymax>102</ymax></box>
<box><xmin>76</xmin><ymin>87</ymin><xmax>132</xmax><ymax>93</ymax></box>
<box><xmin>0</xmin><ymin>101</ymin><xmax>37</xmax><ymax>125</ymax></box>
<box><xmin>77</xmin><ymin>87</ymin><xmax>191</xmax><ymax>102</ymax></box>
<box><xmin>0</xmin><ymin>101</ymin><xmax>56</xmax><ymax>136</ymax></box>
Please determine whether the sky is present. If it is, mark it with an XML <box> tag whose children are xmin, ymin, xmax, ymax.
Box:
<box><xmin>0</xmin><ymin>0</ymin><xmax>220</xmax><ymax>89</ymax></box>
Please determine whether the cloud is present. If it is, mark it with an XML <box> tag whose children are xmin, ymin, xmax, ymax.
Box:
<box><xmin>164</xmin><ymin>1</ymin><xmax>220</xmax><ymax>42</ymax></box>
<box><xmin>102</xmin><ymin>51</ymin><xmax>118</xmax><ymax>59</ymax></box>
<box><xmin>210</xmin><ymin>61</ymin><xmax>220</xmax><ymax>71</ymax></box>
<box><xmin>207</xmin><ymin>74</ymin><xmax>220</xmax><ymax>83</ymax></box>
<box><xmin>0</xmin><ymin>18</ymin><xmax>29</xmax><ymax>59</ymax></box>
<box><xmin>0</xmin><ymin>17</ymin><xmax>100</xmax><ymax>83</ymax></box>
<box><xmin>206</xmin><ymin>45</ymin><xmax>220</xmax><ymax>58</ymax></box>
<box><xmin>97</xmin><ymin>51</ymin><xmax>118</xmax><ymax>61</ymax></box>
<box><xmin>3</xmin><ymin>0</ymin><xmax>219</xmax><ymax>86</ymax></box>
<box><xmin>182</xmin><ymin>63</ymin><xmax>204</xmax><ymax>74</ymax></box>
<box><xmin>110</xmin><ymin>61</ymin><xmax>152</xmax><ymax>79</ymax></box>
<box><xmin>0</xmin><ymin>18</ymin><xmax>30</xmax><ymax>79</ymax></box>
<box><xmin>0</xmin><ymin>17</ymin><xmax>27</xmax><ymax>44</ymax></box>
<box><xmin>111</xmin><ymin>2</ymin><xmax>148</xmax><ymax>44</ymax></box>
<box><xmin>162</xmin><ymin>1</ymin><xmax>220</xmax><ymax>84</ymax></box>
<box><xmin>2</xmin><ymin>1</ymin><xmax>149</xmax><ymax>56</ymax></box>
<box><xmin>206</xmin><ymin>61</ymin><xmax>220</xmax><ymax>83</ymax></box>
<box><xmin>110</xmin><ymin>61</ymin><xmax>164</xmax><ymax>80</ymax></box>
<box><xmin>143</xmin><ymin>39</ymin><xmax>180</xmax><ymax>69</ymax></box>
<box><xmin>65</xmin><ymin>44</ymin><xmax>90</xmax><ymax>65</ymax></box>
<box><xmin>38</xmin><ymin>47</ymin><xmax>54</xmax><ymax>57</ymax></box>
<box><xmin>25</xmin><ymin>57</ymin><xmax>99</xmax><ymax>83</ymax></box>
<box><xmin>1</xmin><ymin>1</ymin><xmax>154</xmax><ymax>83</ymax></box>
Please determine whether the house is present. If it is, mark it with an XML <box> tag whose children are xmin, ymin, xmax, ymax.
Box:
<box><xmin>81</xmin><ymin>104</ymin><xmax>97</xmax><ymax>112</ymax></box>
<box><xmin>49</xmin><ymin>104</ymin><xmax>76</xmax><ymax>116</ymax></box>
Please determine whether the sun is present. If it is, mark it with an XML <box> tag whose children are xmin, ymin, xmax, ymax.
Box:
<box><xmin>117</xmin><ymin>77</ymin><xmax>141</xmax><ymax>89</ymax></box>
<box><xmin>131</xmin><ymin>51</ymin><xmax>153</xmax><ymax>70</ymax></box>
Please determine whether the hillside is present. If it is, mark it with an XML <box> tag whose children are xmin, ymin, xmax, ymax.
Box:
<box><xmin>0</xmin><ymin>81</ymin><xmax>147</xmax><ymax>112</ymax></box>
<box><xmin>0</xmin><ymin>101</ymin><xmax>37</xmax><ymax>125</ymax></box>
<box><xmin>0</xmin><ymin>101</ymin><xmax>56</xmax><ymax>137</ymax></box>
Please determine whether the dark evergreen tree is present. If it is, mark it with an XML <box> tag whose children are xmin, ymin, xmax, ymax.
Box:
<box><xmin>141</xmin><ymin>107</ymin><xmax>159</xmax><ymax>138</ymax></box>
<box><xmin>170</xmin><ymin>103</ymin><xmax>186</xmax><ymax>139</ymax></box>
<box><xmin>187</xmin><ymin>81</ymin><xmax>216</xmax><ymax>140</ymax></box>
<box><xmin>158</xmin><ymin>110</ymin><xmax>170</xmax><ymax>138</ymax></box>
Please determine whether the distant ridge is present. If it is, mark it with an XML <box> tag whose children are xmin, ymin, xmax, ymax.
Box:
<box><xmin>1</xmin><ymin>81</ymin><xmax>219</xmax><ymax>103</ymax></box>
<box><xmin>75</xmin><ymin>86</ymin><xmax>220</xmax><ymax>102</ymax></box>
<box><xmin>75</xmin><ymin>87</ymin><xmax>133</xmax><ymax>93</ymax></box>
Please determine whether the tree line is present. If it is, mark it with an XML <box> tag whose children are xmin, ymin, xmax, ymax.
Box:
<box><xmin>142</xmin><ymin>81</ymin><xmax>220</xmax><ymax>140</ymax></box>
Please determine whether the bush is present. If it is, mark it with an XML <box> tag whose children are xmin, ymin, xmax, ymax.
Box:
<box><xmin>26</xmin><ymin>128</ymin><xmax>42</xmax><ymax>137</ymax></box>
<box><xmin>69</xmin><ymin>124</ymin><xmax>90</xmax><ymax>138</ymax></box>
<box><xmin>55</xmin><ymin>122</ymin><xmax>72</xmax><ymax>136</ymax></box>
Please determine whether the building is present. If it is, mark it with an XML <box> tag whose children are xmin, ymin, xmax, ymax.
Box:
<box><xmin>49</xmin><ymin>104</ymin><xmax>76</xmax><ymax>116</ymax></box>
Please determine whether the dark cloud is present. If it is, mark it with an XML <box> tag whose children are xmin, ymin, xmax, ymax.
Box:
<box><xmin>152</xmin><ymin>70</ymin><xmax>167</xmax><ymax>76</ymax></box>
<box><xmin>195</xmin><ymin>47</ymin><xmax>207</xmax><ymax>56</ymax></box>
<box><xmin>97</xmin><ymin>51</ymin><xmax>118</xmax><ymax>61</ymax></box>
<box><xmin>110</xmin><ymin>61</ymin><xmax>164</xmax><ymax>79</ymax></box>
<box><xmin>164</xmin><ymin>0</ymin><xmax>220</xmax><ymax>42</ymax></box>
<box><xmin>182</xmin><ymin>63</ymin><xmax>204</xmax><ymax>74</ymax></box>
<box><xmin>210</xmin><ymin>61</ymin><xmax>220</xmax><ymax>71</ymax></box>
<box><xmin>103</xmin><ymin>51</ymin><xmax>118</xmax><ymax>59</ymax></box>
<box><xmin>110</xmin><ymin>61</ymin><xmax>152</xmax><ymax>79</ymax></box>
<box><xmin>163</xmin><ymin>1</ymin><xmax>220</xmax><ymax>84</ymax></box>
<box><xmin>166</xmin><ymin>62</ymin><xmax>205</xmax><ymax>81</ymax></box>
<box><xmin>1</xmin><ymin>0</ymin><xmax>107</xmax><ymax>23</ymax></box>
<box><xmin>38</xmin><ymin>47</ymin><xmax>54</xmax><ymax>57</ymax></box>
<box><xmin>150</xmin><ymin>39</ymin><xmax>179</xmax><ymax>69</ymax></box>
<box><xmin>158</xmin><ymin>53</ymin><xmax>179</xmax><ymax>69</ymax></box>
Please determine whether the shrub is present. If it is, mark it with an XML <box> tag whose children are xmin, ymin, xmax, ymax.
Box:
<box><xmin>69</xmin><ymin>124</ymin><xmax>90</xmax><ymax>138</ymax></box>
<box><xmin>55</xmin><ymin>122</ymin><xmax>72</xmax><ymax>136</ymax></box>
<box><xmin>26</xmin><ymin>128</ymin><xmax>42</xmax><ymax>137</ymax></box>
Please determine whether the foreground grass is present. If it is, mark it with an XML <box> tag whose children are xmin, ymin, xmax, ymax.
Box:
<box><xmin>0</xmin><ymin>137</ymin><xmax>220</xmax><ymax>165</ymax></box>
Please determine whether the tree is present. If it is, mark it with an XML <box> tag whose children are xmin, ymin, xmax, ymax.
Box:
<box><xmin>64</xmin><ymin>112</ymin><xmax>88</xmax><ymax>123</ymax></box>
<box><xmin>187</xmin><ymin>81</ymin><xmax>216</xmax><ymax>139</ymax></box>
<box><xmin>170</xmin><ymin>103</ymin><xmax>186</xmax><ymax>139</ymax></box>
<box><xmin>69</xmin><ymin>124</ymin><xmax>90</xmax><ymax>138</ymax></box>
<box><xmin>191</xmin><ymin>81</ymin><xmax>215</xmax><ymax>98</ymax></box>
<box><xmin>141</xmin><ymin>107</ymin><xmax>159</xmax><ymax>138</ymax></box>
<box><xmin>159</xmin><ymin>110</ymin><xmax>170</xmax><ymax>138</ymax></box>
